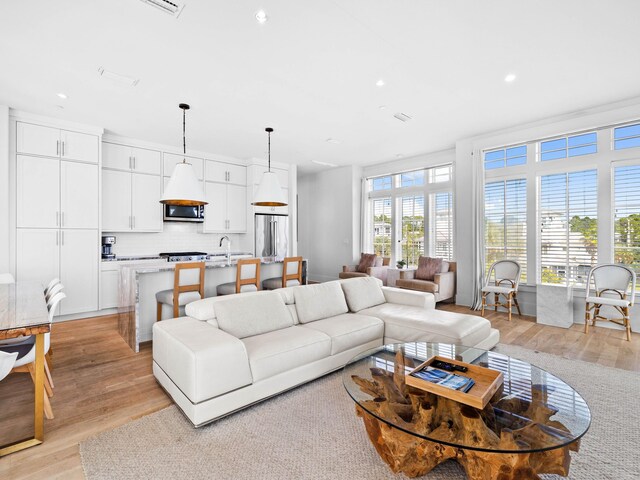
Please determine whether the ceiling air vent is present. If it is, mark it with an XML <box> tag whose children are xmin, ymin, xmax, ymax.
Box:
<box><xmin>139</xmin><ymin>0</ymin><xmax>185</xmax><ymax>18</ymax></box>
<box><xmin>393</xmin><ymin>112</ymin><xmax>412</xmax><ymax>123</ymax></box>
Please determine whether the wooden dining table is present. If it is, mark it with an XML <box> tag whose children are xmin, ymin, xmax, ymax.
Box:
<box><xmin>0</xmin><ymin>281</ymin><xmax>50</xmax><ymax>456</ymax></box>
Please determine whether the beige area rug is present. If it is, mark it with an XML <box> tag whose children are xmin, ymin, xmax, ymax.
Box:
<box><xmin>80</xmin><ymin>344</ymin><xmax>639</xmax><ymax>480</ymax></box>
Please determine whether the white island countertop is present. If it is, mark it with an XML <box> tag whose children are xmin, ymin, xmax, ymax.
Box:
<box><xmin>117</xmin><ymin>257</ymin><xmax>308</xmax><ymax>352</ymax></box>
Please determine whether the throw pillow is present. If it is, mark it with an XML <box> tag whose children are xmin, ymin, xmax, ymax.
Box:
<box><xmin>357</xmin><ymin>253</ymin><xmax>377</xmax><ymax>273</ymax></box>
<box><xmin>415</xmin><ymin>257</ymin><xmax>443</xmax><ymax>281</ymax></box>
<box><xmin>340</xmin><ymin>277</ymin><xmax>386</xmax><ymax>312</ymax></box>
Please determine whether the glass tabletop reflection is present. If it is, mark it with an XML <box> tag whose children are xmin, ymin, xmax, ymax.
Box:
<box><xmin>343</xmin><ymin>343</ymin><xmax>591</xmax><ymax>454</ymax></box>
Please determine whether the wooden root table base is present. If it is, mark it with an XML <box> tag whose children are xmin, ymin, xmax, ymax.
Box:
<box><xmin>351</xmin><ymin>353</ymin><xmax>579</xmax><ymax>480</ymax></box>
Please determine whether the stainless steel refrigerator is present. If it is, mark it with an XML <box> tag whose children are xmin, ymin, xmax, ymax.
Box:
<box><xmin>255</xmin><ymin>214</ymin><xmax>289</xmax><ymax>259</ymax></box>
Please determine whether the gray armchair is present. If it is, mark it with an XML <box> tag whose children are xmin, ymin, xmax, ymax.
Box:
<box><xmin>339</xmin><ymin>256</ymin><xmax>391</xmax><ymax>285</ymax></box>
<box><xmin>396</xmin><ymin>261</ymin><xmax>456</xmax><ymax>302</ymax></box>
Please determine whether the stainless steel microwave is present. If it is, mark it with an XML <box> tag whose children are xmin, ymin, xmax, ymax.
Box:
<box><xmin>163</xmin><ymin>204</ymin><xmax>205</xmax><ymax>223</ymax></box>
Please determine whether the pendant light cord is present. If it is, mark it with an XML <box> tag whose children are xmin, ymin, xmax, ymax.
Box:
<box><xmin>268</xmin><ymin>130</ymin><xmax>271</xmax><ymax>172</ymax></box>
<box><xmin>182</xmin><ymin>107</ymin><xmax>186</xmax><ymax>161</ymax></box>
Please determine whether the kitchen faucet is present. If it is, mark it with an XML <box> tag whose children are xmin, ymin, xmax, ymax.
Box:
<box><xmin>219</xmin><ymin>235</ymin><xmax>231</xmax><ymax>264</ymax></box>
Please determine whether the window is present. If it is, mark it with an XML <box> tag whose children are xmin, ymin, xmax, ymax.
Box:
<box><xmin>539</xmin><ymin>170</ymin><xmax>597</xmax><ymax>286</ymax></box>
<box><xmin>484</xmin><ymin>145</ymin><xmax>527</xmax><ymax>170</ymax></box>
<box><xmin>371</xmin><ymin>175</ymin><xmax>392</xmax><ymax>190</ymax></box>
<box><xmin>613</xmin><ymin>165</ymin><xmax>640</xmax><ymax>281</ymax></box>
<box><xmin>484</xmin><ymin>179</ymin><xmax>527</xmax><ymax>281</ymax></box>
<box><xmin>614</xmin><ymin>123</ymin><xmax>640</xmax><ymax>150</ymax></box>
<box><xmin>366</xmin><ymin>165</ymin><xmax>453</xmax><ymax>265</ymax></box>
<box><xmin>432</xmin><ymin>192</ymin><xmax>454</xmax><ymax>260</ymax></box>
<box><xmin>399</xmin><ymin>195</ymin><xmax>425</xmax><ymax>266</ymax></box>
<box><xmin>400</xmin><ymin>170</ymin><xmax>424</xmax><ymax>187</ymax></box>
<box><xmin>540</xmin><ymin>132</ymin><xmax>597</xmax><ymax>161</ymax></box>
<box><xmin>372</xmin><ymin>198</ymin><xmax>392</xmax><ymax>257</ymax></box>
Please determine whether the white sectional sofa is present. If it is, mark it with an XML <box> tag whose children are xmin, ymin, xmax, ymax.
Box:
<box><xmin>152</xmin><ymin>277</ymin><xmax>499</xmax><ymax>426</ymax></box>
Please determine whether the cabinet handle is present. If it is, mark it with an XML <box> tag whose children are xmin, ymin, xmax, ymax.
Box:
<box><xmin>61</xmin><ymin>141</ymin><xmax>65</xmax><ymax>157</ymax></box>
<box><xmin>56</xmin><ymin>140</ymin><xmax>60</xmax><ymax>156</ymax></box>
<box><xmin>133</xmin><ymin>216</ymin><xmax>135</xmax><ymax>229</ymax></box>
<box><xmin>56</xmin><ymin>231</ymin><xmax>59</xmax><ymax>246</ymax></box>
<box><xmin>61</xmin><ymin>212</ymin><xmax>65</xmax><ymax>227</ymax></box>
<box><xmin>56</xmin><ymin>211</ymin><xmax>59</xmax><ymax>226</ymax></box>
<box><xmin>129</xmin><ymin>156</ymin><xmax>132</xmax><ymax>169</ymax></box>
<box><xmin>129</xmin><ymin>215</ymin><xmax>132</xmax><ymax>229</ymax></box>
<box><xmin>61</xmin><ymin>231</ymin><xmax>64</xmax><ymax>246</ymax></box>
<box><xmin>133</xmin><ymin>157</ymin><xmax>136</xmax><ymax>170</ymax></box>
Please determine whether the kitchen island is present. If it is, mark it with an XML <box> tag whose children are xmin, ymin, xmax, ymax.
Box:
<box><xmin>117</xmin><ymin>257</ymin><xmax>307</xmax><ymax>352</ymax></box>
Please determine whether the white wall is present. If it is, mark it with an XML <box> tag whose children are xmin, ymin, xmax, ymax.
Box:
<box><xmin>0</xmin><ymin>105</ymin><xmax>8</xmax><ymax>273</ymax></box>
<box><xmin>298</xmin><ymin>166</ymin><xmax>361</xmax><ymax>282</ymax></box>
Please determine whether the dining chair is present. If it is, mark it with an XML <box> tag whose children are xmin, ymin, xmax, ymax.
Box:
<box><xmin>217</xmin><ymin>258</ymin><xmax>261</xmax><ymax>295</ymax></box>
<box><xmin>0</xmin><ymin>292</ymin><xmax>65</xmax><ymax>420</ymax></box>
<box><xmin>44</xmin><ymin>277</ymin><xmax>61</xmax><ymax>296</ymax></box>
<box><xmin>0</xmin><ymin>351</ymin><xmax>19</xmax><ymax>382</ymax></box>
<box><xmin>262</xmin><ymin>256</ymin><xmax>303</xmax><ymax>290</ymax></box>
<box><xmin>156</xmin><ymin>262</ymin><xmax>205</xmax><ymax>320</ymax></box>
<box><xmin>481</xmin><ymin>260</ymin><xmax>522</xmax><ymax>322</ymax></box>
<box><xmin>45</xmin><ymin>283</ymin><xmax>64</xmax><ymax>305</ymax></box>
<box><xmin>0</xmin><ymin>273</ymin><xmax>15</xmax><ymax>284</ymax></box>
<box><xmin>584</xmin><ymin>264</ymin><xmax>636</xmax><ymax>341</ymax></box>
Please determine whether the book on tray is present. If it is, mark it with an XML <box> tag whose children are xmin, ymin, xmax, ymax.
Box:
<box><xmin>409</xmin><ymin>366</ymin><xmax>475</xmax><ymax>393</ymax></box>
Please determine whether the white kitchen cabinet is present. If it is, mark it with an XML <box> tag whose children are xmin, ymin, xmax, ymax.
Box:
<box><xmin>60</xmin><ymin>130</ymin><xmax>99</xmax><ymax>164</ymax></box>
<box><xmin>16</xmin><ymin>155</ymin><xmax>60</xmax><ymax>228</ymax></box>
<box><xmin>16</xmin><ymin>229</ymin><xmax>60</xmax><ymax>288</ymax></box>
<box><xmin>60</xmin><ymin>161</ymin><xmax>99</xmax><ymax>228</ymax></box>
<box><xmin>164</xmin><ymin>153</ymin><xmax>204</xmax><ymax>180</ymax></box>
<box><xmin>16</xmin><ymin>122</ymin><xmax>98</xmax><ymax>163</ymax></box>
<box><xmin>16</xmin><ymin>228</ymin><xmax>99</xmax><ymax>316</ymax></box>
<box><xmin>102</xmin><ymin>169</ymin><xmax>161</xmax><ymax>232</ymax></box>
<box><xmin>103</xmin><ymin>142</ymin><xmax>161</xmax><ymax>175</ymax></box>
<box><xmin>59</xmin><ymin>229</ymin><xmax>99</xmax><ymax>315</ymax></box>
<box><xmin>102</xmin><ymin>170</ymin><xmax>132</xmax><ymax>231</ymax></box>
<box><xmin>203</xmin><ymin>182</ymin><xmax>246</xmax><ymax>233</ymax></box>
<box><xmin>100</xmin><ymin>267</ymin><xmax>120</xmax><ymax>310</ymax></box>
<box><xmin>205</xmin><ymin>161</ymin><xmax>246</xmax><ymax>185</ymax></box>
<box><xmin>132</xmin><ymin>173</ymin><xmax>163</xmax><ymax>231</ymax></box>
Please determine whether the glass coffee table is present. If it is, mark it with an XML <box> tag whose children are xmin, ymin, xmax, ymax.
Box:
<box><xmin>343</xmin><ymin>343</ymin><xmax>591</xmax><ymax>480</ymax></box>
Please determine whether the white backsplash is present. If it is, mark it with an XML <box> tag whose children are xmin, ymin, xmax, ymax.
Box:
<box><xmin>104</xmin><ymin>222</ymin><xmax>252</xmax><ymax>257</ymax></box>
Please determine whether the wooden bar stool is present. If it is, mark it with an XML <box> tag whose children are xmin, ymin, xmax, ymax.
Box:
<box><xmin>156</xmin><ymin>262</ymin><xmax>205</xmax><ymax>320</ymax></box>
<box><xmin>262</xmin><ymin>256</ymin><xmax>303</xmax><ymax>290</ymax></box>
<box><xmin>217</xmin><ymin>258</ymin><xmax>261</xmax><ymax>295</ymax></box>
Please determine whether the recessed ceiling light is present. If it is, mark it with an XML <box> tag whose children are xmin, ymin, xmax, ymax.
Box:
<box><xmin>255</xmin><ymin>9</ymin><xmax>268</xmax><ymax>23</ymax></box>
<box><xmin>57</xmin><ymin>93</ymin><xmax>67</xmax><ymax>99</ymax></box>
<box><xmin>376</xmin><ymin>79</ymin><xmax>385</xmax><ymax>87</ymax></box>
<box><xmin>325</xmin><ymin>138</ymin><xmax>340</xmax><ymax>144</ymax></box>
<box><xmin>379</xmin><ymin>105</ymin><xmax>387</xmax><ymax>110</ymax></box>
<box><xmin>504</xmin><ymin>73</ymin><xmax>516</xmax><ymax>83</ymax></box>
<box><xmin>98</xmin><ymin>67</ymin><xmax>140</xmax><ymax>87</ymax></box>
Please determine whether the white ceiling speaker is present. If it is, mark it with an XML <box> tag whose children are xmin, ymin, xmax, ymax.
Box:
<box><xmin>139</xmin><ymin>0</ymin><xmax>185</xmax><ymax>18</ymax></box>
<box><xmin>97</xmin><ymin>67</ymin><xmax>140</xmax><ymax>87</ymax></box>
<box><xmin>160</xmin><ymin>104</ymin><xmax>207</xmax><ymax>206</ymax></box>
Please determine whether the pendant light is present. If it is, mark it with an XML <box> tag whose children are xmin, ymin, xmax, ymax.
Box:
<box><xmin>160</xmin><ymin>103</ymin><xmax>207</xmax><ymax>206</ymax></box>
<box><xmin>252</xmin><ymin>127</ymin><xmax>288</xmax><ymax>206</ymax></box>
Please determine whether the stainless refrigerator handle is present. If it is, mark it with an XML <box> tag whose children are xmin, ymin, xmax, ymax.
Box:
<box><xmin>274</xmin><ymin>224</ymin><xmax>278</xmax><ymax>257</ymax></box>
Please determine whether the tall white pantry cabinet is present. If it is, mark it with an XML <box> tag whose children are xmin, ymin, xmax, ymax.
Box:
<box><xmin>14</xmin><ymin>119</ymin><xmax>101</xmax><ymax>316</ymax></box>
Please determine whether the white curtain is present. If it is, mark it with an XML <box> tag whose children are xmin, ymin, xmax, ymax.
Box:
<box><xmin>471</xmin><ymin>150</ymin><xmax>486</xmax><ymax>310</ymax></box>
<box><xmin>360</xmin><ymin>177</ymin><xmax>371</xmax><ymax>254</ymax></box>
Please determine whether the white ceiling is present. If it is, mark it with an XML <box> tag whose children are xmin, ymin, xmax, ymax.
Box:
<box><xmin>1</xmin><ymin>0</ymin><xmax>639</xmax><ymax>173</ymax></box>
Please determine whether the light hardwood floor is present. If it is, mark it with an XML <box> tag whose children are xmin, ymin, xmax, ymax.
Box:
<box><xmin>1</xmin><ymin>306</ymin><xmax>638</xmax><ymax>479</ymax></box>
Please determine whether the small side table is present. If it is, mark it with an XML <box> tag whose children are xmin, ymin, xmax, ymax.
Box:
<box><xmin>536</xmin><ymin>284</ymin><xmax>574</xmax><ymax>328</ymax></box>
<box><xmin>387</xmin><ymin>267</ymin><xmax>417</xmax><ymax>287</ymax></box>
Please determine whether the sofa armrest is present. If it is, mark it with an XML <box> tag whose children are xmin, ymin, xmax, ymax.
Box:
<box><xmin>367</xmin><ymin>265</ymin><xmax>390</xmax><ymax>285</ymax></box>
<box><xmin>342</xmin><ymin>265</ymin><xmax>358</xmax><ymax>273</ymax></box>
<box><xmin>153</xmin><ymin>318</ymin><xmax>253</xmax><ymax>403</ymax></box>
<box><xmin>381</xmin><ymin>286</ymin><xmax>435</xmax><ymax>310</ymax></box>
<box><xmin>434</xmin><ymin>271</ymin><xmax>456</xmax><ymax>301</ymax></box>
<box><xmin>398</xmin><ymin>269</ymin><xmax>416</xmax><ymax>280</ymax></box>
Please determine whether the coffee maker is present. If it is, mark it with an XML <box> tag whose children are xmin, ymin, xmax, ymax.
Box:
<box><xmin>102</xmin><ymin>236</ymin><xmax>116</xmax><ymax>259</ymax></box>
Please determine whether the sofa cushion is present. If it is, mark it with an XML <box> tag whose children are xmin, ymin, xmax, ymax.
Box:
<box><xmin>396</xmin><ymin>279</ymin><xmax>439</xmax><ymax>293</ymax></box>
<box><xmin>241</xmin><ymin>326</ymin><xmax>331</xmax><ymax>381</ymax></box>
<box><xmin>357</xmin><ymin>253</ymin><xmax>377</xmax><ymax>273</ymax></box>
<box><xmin>153</xmin><ymin>318</ymin><xmax>252</xmax><ymax>403</ymax></box>
<box><xmin>299</xmin><ymin>313</ymin><xmax>384</xmax><ymax>355</ymax></box>
<box><xmin>340</xmin><ymin>277</ymin><xmax>386</xmax><ymax>313</ymax></box>
<box><xmin>359</xmin><ymin>304</ymin><xmax>491</xmax><ymax>346</ymax></box>
<box><xmin>215</xmin><ymin>291</ymin><xmax>293</xmax><ymax>339</ymax></box>
<box><xmin>415</xmin><ymin>257</ymin><xmax>442</xmax><ymax>281</ymax></box>
<box><xmin>293</xmin><ymin>281</ymin><xmax>349</xmax><ymax>323</ymax></box>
